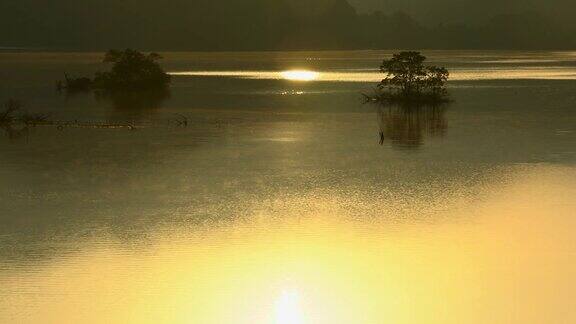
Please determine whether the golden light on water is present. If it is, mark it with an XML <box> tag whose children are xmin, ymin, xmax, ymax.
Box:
<box><xmin>1</xmin><ymin>166</ymin><xmax>575</xmax><ymax>323</ymax></box>
<box><xmin>170</xmin><ymin>67</ymin><xmax>576</xmax><ymax>82</ymax></box>
<box><xmin>280</xmin><ymin>70</ymin><xmax>320</xmax><ymax>81</ymax></box>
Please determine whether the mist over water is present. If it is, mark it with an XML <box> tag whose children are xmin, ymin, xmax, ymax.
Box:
<box><xmin>1</xmin><ymin>50</ymin><xmax>575</xmax><ymax>323</ymax></box>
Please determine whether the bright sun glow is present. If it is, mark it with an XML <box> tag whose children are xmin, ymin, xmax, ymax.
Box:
<box><xmin>280</xmin><ymin>70</ymin><xmax>319</xmax><ymax>81</ymax></box>
<box><xmin>275</xmin><ymin>290</ymin><xmax>305</xmax><ymax>324</ymax></box>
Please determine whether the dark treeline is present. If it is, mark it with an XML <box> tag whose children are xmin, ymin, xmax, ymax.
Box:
<box><xmin>1</xmin><ymin>0</ymin><xmax>574</xmax><ymax>51</ymax></box>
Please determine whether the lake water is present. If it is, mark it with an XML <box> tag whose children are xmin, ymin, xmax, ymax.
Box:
<box><xmin>1</xmin><ymin>50</ymin><xmax>575</xmax><ymax>323</ymax></box>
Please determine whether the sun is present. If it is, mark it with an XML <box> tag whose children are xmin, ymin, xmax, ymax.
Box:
<box><xmin>280</xmin><ymin>70</ymin><xmax>319</xmax><ymax>81</ymax></box>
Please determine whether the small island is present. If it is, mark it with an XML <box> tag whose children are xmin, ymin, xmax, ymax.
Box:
<box><xmin>58</xmin><ymin>49</ymin><xmax>172</xmax><ymax>93</ymax></box>
<box><xmin>366</xmin><ymin>51</ymin><xmax>450</xmax><ymax>104</ymax></box>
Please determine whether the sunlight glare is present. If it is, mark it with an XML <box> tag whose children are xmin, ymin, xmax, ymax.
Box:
<box><xmin>275</xmin><ymin>290</ymin><xmax>305</xmax><ymax>324</ymax></box>
<box><xmin>280</xmin><ymin>70</ymin><xmax>319</xmax><ymax>81</ymax></box>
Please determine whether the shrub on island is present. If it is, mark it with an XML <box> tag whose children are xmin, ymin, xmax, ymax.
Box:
<box><xmin>366</xmin><ymin>51</ymin><xmax>450</xmax><ymax>104</ymax></box>
<box><xmin>59</xmin><ymin>49</ymin><xmax>171</xmax><ymax>93</ymax></box>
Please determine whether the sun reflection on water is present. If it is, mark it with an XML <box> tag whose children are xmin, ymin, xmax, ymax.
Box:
<box><xmin>1</xmin><ymin>167</ymin><xmax>576</xmax><ymax>323</ymax></box>
<box><xmin>280</xmin><ymin>70</ymin><xmax>319</xmax><ymax>81</ymax></box>
<box><xmin>275</xmin><ymin>290</ymin><xmax>305</xmax><ymax>324</ymax></box>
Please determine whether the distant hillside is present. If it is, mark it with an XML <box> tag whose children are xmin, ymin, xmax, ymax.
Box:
<box><xmin>0</xmin><ymin>0</ymin><xmax>574</xmax><ymax>50</ymax></box>
<box><xmin>349</xmin><ymin>0</ymin><xmax>575</xmax><ymax>25</ymax></box>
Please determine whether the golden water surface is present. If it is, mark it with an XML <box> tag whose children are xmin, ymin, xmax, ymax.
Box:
<box><xmin>1</xmin><ymin>165</ymin><xmax>575</xmax><ymax>324</ymax></box>
<box><xmin>1</xmin><ymin>50</ymin><xmax>576</xmax><ymax>323</ymax></box>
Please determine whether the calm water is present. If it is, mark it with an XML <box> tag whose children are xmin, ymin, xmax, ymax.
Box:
<box><xmin>1</xmin><ymin>50</ymin><xmax>576</xmax><ymax>323</ymax></box>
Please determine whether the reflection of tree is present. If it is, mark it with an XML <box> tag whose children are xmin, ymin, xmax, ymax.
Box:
<box><xmin>95</xmin><ymin>88</ymin><xmax>170</xmax><ymax>121</ymax></box>
<box><xmin>377</xmin><ymin>104</ymin><xmax>447</xmax><ymax>149</ymax></box>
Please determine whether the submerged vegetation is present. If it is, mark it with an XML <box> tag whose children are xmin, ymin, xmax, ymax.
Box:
<box><xmin>1</xmin><ymin>99</ymin><xmax>49</xmax><ymax>127</ymax></box>
<box><xmin>365</xmin><ymin>51</ymin><xmax>450</xmax><ymax>104</ymax></box>
<box><xmin>0</xmin><ymin>99</ymin><xmax>22</xmax><ymax>125</ymax></box>
<box><xmin>0</xmin><ymin>99</ymin><xmax>48</xmax><ymax>141</ymax></box>
<box><xmin>0</xmin><ymin>99</ymin><xmax>48</xmax><ymax>126</ymax></box>
<box><xmin>20</xmin><ymin>112</ymin><xmax>50</xmax><ymax>126</ymax></box>
<box><xmin>0</xmin><ymin>98</ymin><xmax>189</xmax><ymax>141</ymax></box>
<box><xmin>59</xmin><ymin>49</ymin><xmax>171</xmax><ymax>94</ymax></box>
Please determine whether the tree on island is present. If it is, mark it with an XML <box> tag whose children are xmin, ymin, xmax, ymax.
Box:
<box><xmin>60</xmin><ymin>49</ymin><xmax>171</xmax><ymax>93</ymax></box>
<box><xmin>93</xmin><ymin>49</ymin><xmax>171</xmax><ymax>91</ymax></box>
<box><xmin>368</xmin><ymin>51</ymin><xmax>449</xmax><ymax>103</ymax></box>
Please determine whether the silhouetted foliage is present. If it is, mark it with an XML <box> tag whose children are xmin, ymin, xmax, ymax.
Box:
<box><xmin>368</xmin><ymin>51</ymin><xmax>449</xmax><ymax>104</ymax></box>
<box><xmin>0</xmin><ymin>98</ymin><xmax>184</xmax><ymax>141</ymax></box>
<box><xmin>58</xmin><ymin>49</ymin><xmax>171</xmax><ymax>94</ymax></box>
<box><xmin>93</xmin><ymin>49</ymin><xmax>171</xmax><ymax>91</ymax></box>
<box><xmin>0</xmin><ymin>99</ymin><xmax>22</xmax><ymax>125</ymax></box>
<box><xmin>1</xmin><ymin>99</ymin><xmax>51</xmax><ymax>128</ymax></box>
<box><xmin>20</xmin><ymin>112</ymin><xmax>50</xmax><ymax>126</ymax></box>
<box><xmin>57</xmin><ymin>74</ymin><xmax>94</xmax><ymax>93</ymax></box>
<box><xmin>0</xmin><ymin>100</ymin><xmax>38</xmax><ymax>142</ymax></box>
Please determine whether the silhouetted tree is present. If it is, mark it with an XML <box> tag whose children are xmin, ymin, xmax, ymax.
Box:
<box><xmin>374</xmin><ymin>51</ymin><xmax>449</xmax><ymax>103</ymax></box>
<box><xmin>93</xmin><ymin>49</ymin><xmax>171</xmax><ymax>91</ymax></box>
<box><xmin>57</xmin><ymin>74</ymin><xmax>93</xmax><ymax>93</ymax></box>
